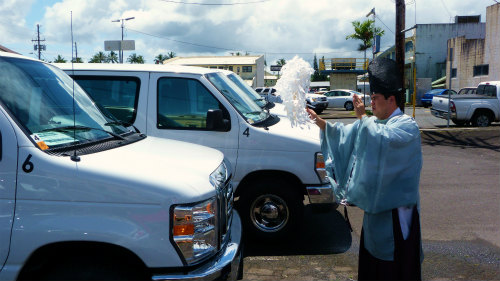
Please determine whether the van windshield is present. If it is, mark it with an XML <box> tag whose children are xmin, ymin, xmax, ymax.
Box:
<box><xmin>0</xmin><ymin>57</ymin><xmax>132</xmax><ymax>150</ymax></box>
<box><xmin>205</xmin><ymin>72</ymin><xmax>268</xmax><ymax>124</ymax></box>
<box><xmin>226</xmin><ymin>73</ymin><xmax>267</xmax><ymax>108</ymax></box>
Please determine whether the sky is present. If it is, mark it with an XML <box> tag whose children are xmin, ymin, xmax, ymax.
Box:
<box><xmin>0</xmin><ymin>0</ymin><xmax>492</xmax><ymax>69</ymax></box>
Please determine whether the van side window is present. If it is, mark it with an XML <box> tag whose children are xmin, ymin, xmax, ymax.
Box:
<box><xmin>157</xmin><ymin>77</ymin><xmax>222</xmax><ymax>130</ymax></box>
<box><xmin>72</xmin><ymin>76</ymin><xmax>140</xmax><ymax>124</ymax></box>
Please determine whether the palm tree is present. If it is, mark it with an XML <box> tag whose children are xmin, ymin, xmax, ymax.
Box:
<box><xmin>71</xmin><ymin>57</ymin><xmax>83</xmax><ymax>63</ymax></box>
<box><xmin>346</xmin><ymin>19</ymin><xmax>384</xmax><ymax>104</ymax></box>
<box><xmin>154</xmin><ymin>54</ymin><xmax>168</xmax><ymax>64</ymax></box>
<box><xmin>167</xmin><ymin>51</ymin><xmax>176</xmax><ymax>59</ymax></box>
<box><xmin>53</xmin><ymin>55</ymin><xmax>67</xmax><ymax>63</ymax></box>
<box><xmin>127</xmin><ymin>53</ymin><xmax>145</xmax><ymax>64</ymax></box>
<box><xmin>108</xmin><ymin>51</ymin><xmax>119</xmax><ymax>63</ymax></box>
<box><xmin>89</xmin><ymin>51</ymin><xmax>108</xmax><ymax>63</ymax></box>
<box><xmin>276</xmin><ymin>58</ymin><xmax>286</xmax><ymax>66</ymax></box>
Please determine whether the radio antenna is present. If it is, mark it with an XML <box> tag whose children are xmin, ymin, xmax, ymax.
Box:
<box><xmin>70</xmin><ymin>11</ymin><xmax>80</xmax><ymax>162</ymax></box>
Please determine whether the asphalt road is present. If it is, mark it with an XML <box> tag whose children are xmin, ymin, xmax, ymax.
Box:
<box><xmin>241</xmin><ymin>117</ymin><xmax>500</xmax><ymax>280</ymax></box>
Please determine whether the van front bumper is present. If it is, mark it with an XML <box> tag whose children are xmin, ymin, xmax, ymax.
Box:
<box><xmin>152</xmin><ymin>211</ymin><xmax>243</xmax><ymax>281</ymax></box>
<box><xmin>306</xmin><ymin>184</ymin><xmax>335</xmax><ymax>204</ymax></box>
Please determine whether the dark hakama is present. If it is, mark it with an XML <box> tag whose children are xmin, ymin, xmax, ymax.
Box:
<box><xmin>358</xmin><ymin>206</ymin><xmax>422</xmax><ymax>281</ymax></box>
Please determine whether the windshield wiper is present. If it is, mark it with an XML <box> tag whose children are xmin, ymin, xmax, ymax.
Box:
<box><xmin>104</xmin><ymin>120</ymin><xmax>141</xmax><ymax>133</ymax></box>
<box><xmin>40</xmin><ymin>125</ymin><xmax>125</xmax><ymax>140</ymax></box>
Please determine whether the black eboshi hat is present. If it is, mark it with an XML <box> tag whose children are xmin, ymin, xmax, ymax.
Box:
<box><xmin>367</xmin><ymin>57</ymin><xmax>403</xmax><ymax>95</ymax></box>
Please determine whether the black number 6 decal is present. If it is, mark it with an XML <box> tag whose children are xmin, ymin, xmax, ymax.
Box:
<box><xmin>22</xmin><ymin>154</ymin><xmax>34</xmax><ymax>173</ymax></box>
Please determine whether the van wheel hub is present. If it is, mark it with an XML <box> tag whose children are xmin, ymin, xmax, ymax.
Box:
<box><xmin>250</xmin><ymin>194</ymin><xmax>289</xmax><ymax>232</ymax></box>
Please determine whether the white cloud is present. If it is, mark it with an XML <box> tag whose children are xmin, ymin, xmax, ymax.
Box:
<box><xmin>1</xmin><ymin>0</ymin><xmax>490</xmax><ymax>64</ymax></box>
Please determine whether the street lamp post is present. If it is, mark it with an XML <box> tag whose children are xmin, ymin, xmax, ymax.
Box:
<box><xmin>112</xmin><ymin>17</ymin><xmax>135</xmax><ymax>63</ymax></box>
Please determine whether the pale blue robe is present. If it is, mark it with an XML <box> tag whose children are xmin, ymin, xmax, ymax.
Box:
<box><xmin>320</xmin><ymin>111</ymin><xmax>422</xmax><ymax>261</ymax></box>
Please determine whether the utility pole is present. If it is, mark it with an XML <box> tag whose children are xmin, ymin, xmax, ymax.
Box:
<box><xmin>111</xmin><ymin>17</ymin><xmax>135</xmax><ymax>63</ymax></box>
<box><xmin>31</xmin><ymin>24</ymin><xmax>46</xmax><ymax>60</ymax></box>
<box><xmin>395</xmin><ymin>0</ymin><xmax>405</xmax><ymax>112</ymax></box>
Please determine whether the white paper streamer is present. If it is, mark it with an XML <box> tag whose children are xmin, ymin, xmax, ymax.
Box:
<box><xmin>274</xmin><ymin>56</ymin><xmax>315</xmax><ymax>128</ymax></box>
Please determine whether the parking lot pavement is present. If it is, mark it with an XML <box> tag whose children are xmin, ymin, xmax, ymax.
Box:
<box><xmin>242</xmin><ymin>128</ymin><xmax>500</xmax><ymax>281</ymax></box>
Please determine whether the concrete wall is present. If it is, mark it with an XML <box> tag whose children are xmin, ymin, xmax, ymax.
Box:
<box><xmin>329</xmin><ymin>73</ymin><xmax>357</xmax><ymax>90</ymax></box>
<box><xmin>448</xmin><ymin>37</ymin><xmax>486</xmax><ymax>90</ymax></box>
<box><xmin>485</xmin><ymin>3</ymin><xmax>500</xmax><ymax>81</ymax></box>
<box><xmin>446</xmin><ymin>3</ymin><xmax>499</xmax><ymax>90</ymax></box>
<box><xmin>416</xmin><ymin>22</ymin><xmax>485</xmax><ymax>82</ymax></box>
<box><xmin>254</xmin><ymin>56</ymin><xmax>265</xmax><ymax>87</ymax></box>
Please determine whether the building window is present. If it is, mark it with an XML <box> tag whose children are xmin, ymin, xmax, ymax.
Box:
<box><xmin>209</xmin><ymin>66</ymin><xmax>217</xmax><ymax>69</ymax></box>
<box><xmin>242</xmin><ymin>66</ymin><xmax>252</xmax><ymax>72</ymax></box>
<box><xmin>451</xmin><ymin>68</ymin><xmax>457</xmax><ymax>78</ymax></box>
<box><xmin>229</xmin><ymin>66</ymin><xmax>233</xmax><ymax>71</ymax></box>
<box><xmin>237</xmin><ymin>67</ymin><xmax>240</xmax><ymax>73</ymax></box>
<box><xmin>218</xmin><ymin>66</ymin><xmax>224</xmax><ymax>69</ymax></box>
<box><xmin>473</xmin><ymin>64</ymin><xmax>489</xmax><ymax>77</ymax></box>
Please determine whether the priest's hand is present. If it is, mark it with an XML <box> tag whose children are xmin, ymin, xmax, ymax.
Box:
<box><xmin>353</xmin><ymin>94</ymin><xmax>367</xmax><ymax>119</ymax></box>
<box><xmin>306</xmin><ymin>107</ymin><xmax>326</xmax><ymax>131</ymax></box>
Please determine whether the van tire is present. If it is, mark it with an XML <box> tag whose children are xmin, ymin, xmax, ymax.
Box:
<box><xmin>237</xmin><ymin>178</ymin><xmax>304</xmax><ymax>240</ymax></box>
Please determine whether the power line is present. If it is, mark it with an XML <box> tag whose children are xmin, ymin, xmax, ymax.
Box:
<box><xmin>158</xmin><ymin>0</ymin><xmax>270</xmax><ymax>5</ymax></box>
<box><xmin>439</xmin><ymin>0</ymin><xmax>453</xmax><ymax>20</ymax></box>
<box><xmin>126</xmin><ymin>27</ymin><xmax>356</xmax><ymax>55</ymax></box>
<box><xmin>375</xmin><ymin>14</ymin><xmax>394</xmax><ymax>34</ymax></box>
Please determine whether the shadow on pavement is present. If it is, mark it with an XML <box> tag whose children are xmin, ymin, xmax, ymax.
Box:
<box><xmin>243</xmin><ymin>206</ymin><xmax>352</xmax><ymax>257</ymax></box>
<box><xmin>421</xmin><ymin>129</ymin><xmax>500</xmax><ymax>151</ymax></box>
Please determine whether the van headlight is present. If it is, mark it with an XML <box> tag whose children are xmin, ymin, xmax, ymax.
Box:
<box><xmin>315</xmin><ymin>152</ymin><xmax>330</xmax><ymax>184</ymax></box>
<box><xmin>210</xmin><ymin>160</ymin><xmax>228</xmax><ymax>190</ymax></box>
<box><xmin>172</xmin><ymin>198</ymin><xmax>218</xmax><ymax>265</ymax></box>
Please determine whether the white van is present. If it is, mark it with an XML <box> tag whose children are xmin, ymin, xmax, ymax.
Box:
<box><xmin>54</xmin><ymin>63</ymin><xmax>335</xmax><ymax>239</ymax></box>
<box><xmin>1</xmin><ymin>53</ymin><xmax>242</xmax><ymax>280</ymax></box>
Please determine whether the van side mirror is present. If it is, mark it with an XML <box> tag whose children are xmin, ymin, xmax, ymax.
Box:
<box><xmin>206</xmin><ymin>109</ymin><xmax>229</xmax><ymax>132</ymax></box>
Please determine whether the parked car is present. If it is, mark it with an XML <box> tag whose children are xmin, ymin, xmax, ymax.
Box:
<box><xmin>54</xmin><ymin>63</ymin><xmax>336</xmax><ymax>240</ymax></box>
<box><xmin>254</xmin><ymin>87</ymin><xmax>283</xmax><ymax>103</ymax></box>
<box><xmin>323</xmin><ymin>89</ymin><xmax>371</xmax><ymax>111</ymax></box>
<box><xmin>223</xmin><ymin>71</ymin><xmax>288</xmax><ymax>117</ymax></box>
<box><xmin>457</xmin><ymin>87</ymin><xmax>477</xmax><ymax>95</ymax></box>
<box><xmin>255</xmin><ymin>86</ymin><xmax>328</xmax><ymax>114</ymax></box>
<box><xmin>431</xmin><ymin>81</ymin><xmax>500</xmax><ymax>127</ymax></box>
<box><xmin>1</xmin><ymin>52</ymin><xmax>242</xmax><ymax>280</ymax></box>
<box><xmin>421</xmin><ymin>89</ymin><xmax>457</xmax><ymax>107</ymax></box>
<box><xmin>305</xmin><ymin>92</ymin><xmax>329</xmax><ymax>114</ymax></box>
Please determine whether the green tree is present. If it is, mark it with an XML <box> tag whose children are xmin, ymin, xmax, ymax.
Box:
<box><xmin>311</xmin><ymin>54</ymin><xmax>328</xmax><ymax>82</ymax></box>
<box><xmin>108</xmin><ymin>51</ymin><xmax>119</xmax><ymax>63</ymax></box>
<box><xmin>154</xmin><ymin>54</ymin><xmax>168</xmax><ymax>64</ymax></box>
<box><xmin>167</xmin><ymin>51</ymin><xmax>176</xmax><ymax>59</ymax></box>
<box><xmin>53</xmin><ymin>55</ymin><xmax>67</xmax><ymax>63</ymax></box>
<box><xmin>346</xmin><ymin>19</ymin><xmax>384</xmax><ymax>102</ymax></box>
<box><xmin>71</xmin><ymin>57</ymin><xmax>83</xmax><ymax>63</ymax></box>
<box><xmin>345</xmin><ymin>19</ymin><xmax>384</xmax><ymax>66</ymax></box>
<box><xmin>127</xmin><ymin>53</ymin><xmax>145</xmax><ymax>64</ymax></box>
<box><xmin>89</xmin><ymin>51</ymin><xmax>108</xmax><ymax>63</ymax></box>
<box><xmin>276</xmin><ymin>58</ymin><xmax>286</xmax><ymax>66</ymax></box>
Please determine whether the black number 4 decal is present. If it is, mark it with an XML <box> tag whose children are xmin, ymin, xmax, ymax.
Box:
<box><xmin>243</xmin><ymin>128</ymin><xmax>250</xmax><ymax>137</ymax></box>
<box><xmin>22</xmin><ymin>154</ymin><xmax>34</xmax><ymax>173</ymax></box>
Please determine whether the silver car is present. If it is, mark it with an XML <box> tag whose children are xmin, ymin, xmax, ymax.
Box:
<box><xmin>323</xmin><ymin>89</ymin><xmax>371</xmax><ymax>111</ymax></box>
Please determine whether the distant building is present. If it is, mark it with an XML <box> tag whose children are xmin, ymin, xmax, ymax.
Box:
<box><xmin>377</xmin><ymin>15</ymin><xmax>485</xmax><ymax>104</ymax></box>
<box><xmin>264</xmin><ymin>71</ymin><xmax>277</xmax><ymax>87</ymax></box>
<box><xmin>447</xmin><ymin>3</ymin><xmax>499</xmax><ymax>90</ymax></box>
<box><xmin>163</xmin><ymin>55</ymin><xmax>265</xmax><ymax>87</ymax></box>
<box><xmin>0</xmin><ymin>44</ymin><xmax>20</xmax><ymax>54</ymax></box>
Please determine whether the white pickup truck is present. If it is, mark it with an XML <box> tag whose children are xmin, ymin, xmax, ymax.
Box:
<box><xmin>54</xmin><ymin>63</ymin><xmax>335</xmax><ymax>240</ymax></box>
<box><xmin>1</xmin><ymin>53</ymin><xmax>242</xmax><ymax>281</ymax></box>
<box><xmin>431</xmin><ymin>81</ymin><xmax>500</xmax><ymax>127</ymax></box>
